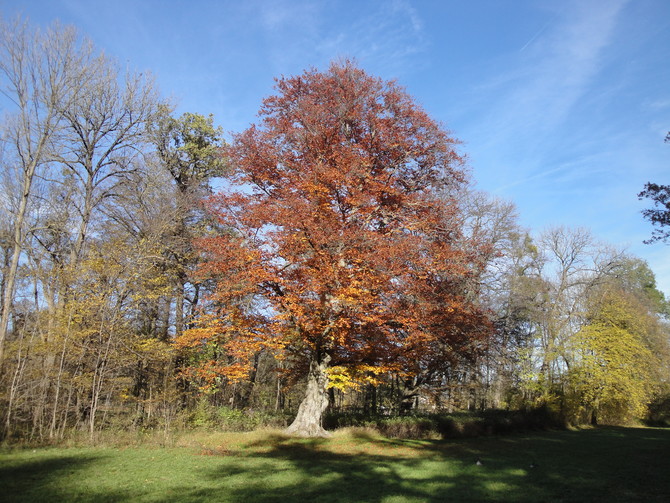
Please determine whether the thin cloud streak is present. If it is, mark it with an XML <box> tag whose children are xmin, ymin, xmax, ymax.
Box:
<box><xmin>519</xmin><ymin>21</ymin><xmax>550</xmax><ymax>52</ymax></box>
<box><xmin>314</xmin><ymin>1</ymin><xmax>429</xmax><ymax>76</ymax></box>
<box><xmin>470</xmin><ymin>0</ymin><xmax>629</xmax><ymax>190</ymax></box>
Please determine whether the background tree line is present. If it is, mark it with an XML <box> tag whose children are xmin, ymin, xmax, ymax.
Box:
<box><xmin>0</xmin><ymin>19</ymin><xmax>668</xmax><ymax>440</ymax></box>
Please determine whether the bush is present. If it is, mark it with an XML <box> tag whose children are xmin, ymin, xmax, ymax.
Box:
<box><xmin>646</xmin><ymin>394</ymin><xmax>670</xmax><ymax>427</ymax></box>
<box><xmin>377</xmin><ymin>416</ymin><xmax>438</xmax><ymax>439</ymax></box>
<box><xmin>324</xmin><ymin>408</ymin><xmax>563</xmax><ymax>440</ymax></box>
<box><xmin>184</xmin><ymin>401</ymin><xmax>293</xmax><ymax>432</ymax></box>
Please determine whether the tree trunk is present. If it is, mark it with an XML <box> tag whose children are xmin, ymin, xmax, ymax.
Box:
<box><xmin>0</xmin><ymin>169</ymin><xmax>33</xmax><ymax>363</ymax></box>
<box><xmin>399</xmin><ymin>376</ymin><xmax>421</xmax><ymax>414</ymax></box>
<box><xmin>286</xmin><ymin>353</ymin><xmax>331</xmax><ymax>437</ymax></box>
<box><xmin>175</xmin><ymin>279</ymin><xmax>185</xmax><ymax>338</ymax></box>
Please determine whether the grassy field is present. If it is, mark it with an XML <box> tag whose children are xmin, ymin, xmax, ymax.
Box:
<box><xmin>1</xmin><ymin>426</ymin><xmax>668</xmax><ymax>502</ymax></box>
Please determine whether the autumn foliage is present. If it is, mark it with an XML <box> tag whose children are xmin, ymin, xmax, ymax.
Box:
<box><xmin>177</xmin><ymin>61</ymin><xmax>492</xmax><ymax>434</ymax></box>
<box><xmin>3</xmin><ymin>20</ymin><xmax>669</xmax><ymax>443</ymax></box>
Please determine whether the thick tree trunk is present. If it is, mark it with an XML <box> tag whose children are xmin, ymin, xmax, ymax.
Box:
<box><xmin>286</xmin><ymin>353</ymin><xmax>331</xmax><ymax>437</ymax></box>
<box><xmin>399</xmin><ymin>376</ymin><xmax>421</xmax><ymax>414</ymax></box>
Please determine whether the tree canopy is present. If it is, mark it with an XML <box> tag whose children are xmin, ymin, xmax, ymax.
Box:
<box><xmin>566</xmin><ymin>285</ymin><xmax>658</xmax><ymax>424</ymax></box>
<box><xmin>177</xmin><ymin>61</ymin><xmax>492</xmax><ymax>435</ymax></box>
<box><xmin>1</xmin><ymin>18</ymin><xmax>668</xmax><ymax>441</ymax></box>
<box><xmin>638</xmin><ymin>133</ymin><xmax>670</xmax><ymax>244</ymax></box>
<box><xmin>638</xmin><ymin>183</ymin><xmax>670</xmax><ymax>244</ymax></box>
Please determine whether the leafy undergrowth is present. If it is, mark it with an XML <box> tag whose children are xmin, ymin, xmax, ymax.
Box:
<box><xmin>1</xmin><ymin>427</ymin><xmax>669</xmax><ymax>502</ymax></box>
<box><xmin>324</xmin><ymin>408</ymin><xmax>565</xmax><ymax>439</ymax></box>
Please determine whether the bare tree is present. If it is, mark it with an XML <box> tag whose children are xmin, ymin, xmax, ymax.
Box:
<box><xmin>55</xmin><ymin>57</ymin><xmax>159</xmax><ymax>268</ymax></box>
<box><xmin>0</xmin><ymin>19</ymin><xmax>93</xmax><ymax>362</ymax></box>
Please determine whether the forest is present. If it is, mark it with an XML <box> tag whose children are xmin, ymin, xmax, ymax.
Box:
<box><xmin>1</xmin><ymin>19</ymin><xmax>669</xmax><ymax>441</ymax></box>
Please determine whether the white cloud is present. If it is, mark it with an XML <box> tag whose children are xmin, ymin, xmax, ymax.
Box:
<box><xmin>312</xmin><ymin>1</ymin><xmax>428</xmax><ymax>77</ymax></box>
<box><xmin>258</xmin><ymin>0</ymin><xmax>321</xmax><ymax>34</ymax></box>
<box><xmin>517</xmin><ymin>0</ymin><xmax>626</xmax><ymax>126</ymax></box>
<box><xmin>646</xmin><ymin>99</ymin><xmax>670</xmax><ymax>110</ymax></box>
<box><xmin>471</xmin><ymin>0</ymin><xmax>630</xmax><ymax>189</ymax></box>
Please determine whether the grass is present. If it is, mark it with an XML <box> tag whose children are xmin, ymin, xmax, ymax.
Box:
<box><xmin>1</xmin><ymin>426</ymin><xmax>669</xmax><ymax>502</ymax></box>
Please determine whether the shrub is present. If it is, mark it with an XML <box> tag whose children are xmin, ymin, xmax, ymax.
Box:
<box><xmin>646</xmin><ymin>394</ymin><xmax>670</xmax><ymax>427</ymax></box>
<box><xmin>324</xmin><ymin>408</ymin><xmax>564</xmax><ymax>439</ymax></box>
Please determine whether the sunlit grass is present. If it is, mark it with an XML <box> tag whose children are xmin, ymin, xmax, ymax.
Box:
<box><xmin>2</xmin><ymin>426</ymin><xmax>669</xmax><ymax>502</ymax></box>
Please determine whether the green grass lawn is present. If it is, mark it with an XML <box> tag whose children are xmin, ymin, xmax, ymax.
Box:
<box><xmin>1</xmin><ymin>426</ymin><xmax>668</xmax><ymax>502</ymax></box>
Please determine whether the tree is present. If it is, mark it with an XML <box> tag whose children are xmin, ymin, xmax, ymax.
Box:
<box><xmin>179</xmin><ymin>61</ymin><xmax>491</xmax><ymax>436</ymax></box>
<box><xmin>638</xmin><ymin>183</ymin><xmax>670</xmax><ymax>244</ymax></box>
<box><xmin>150</xmin><ymin>107</ymin><xmax>226</xmax><ymax>337</ymax></box>
<box><xmin>0</xmin><ymin>19</ymin><xmax>92</xmax><ymax>362</ymax></box>
<box><xmin>637</xmin><ymin>132</ymin><xmax>670</xmax><ymax>244</ymax></box>
<box><xmin>566</xmin><ymin>285</ymin><xmax>658</xmax><ymax>424</ymax></box>
<box><xmin>613</xmin><ymin>257</ymin><xmax>669</xmax><ymax>317</ymax></box>
<box><xmin>480</xmin><ymin>226</ymin><xmax>627</xmax><ymax>411</ymax></box>
<box><xmin>0</xmin><ymin>19</ymin><xmax>177</xmax><ymax>440</ymax></box>
<box><xmin>55</xmin><ymin>54</ymin><xmax>159</xmax><ymax>268</ymax></box>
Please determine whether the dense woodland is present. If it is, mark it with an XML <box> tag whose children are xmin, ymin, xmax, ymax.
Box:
<box><xmin>1</xmin><ymin>20</ymin><xmax>669</xmax><ymax>440</ymax></box>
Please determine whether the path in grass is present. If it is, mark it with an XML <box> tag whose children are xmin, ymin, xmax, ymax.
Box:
<box><xmin>1</xmin><ymin>427</ymin><xmax>668</xmax><ymax>502</ymax></box>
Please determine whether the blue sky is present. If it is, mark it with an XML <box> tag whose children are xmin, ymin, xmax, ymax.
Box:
<box><xmin>3</xmin><ymin>0</ymin><xmax>669</xmax><ymax>293</ymax></box>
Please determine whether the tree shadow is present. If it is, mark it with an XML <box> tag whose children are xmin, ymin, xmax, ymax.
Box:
<box><xmin>176</xmin><ymin>432</ymin><xmax>534</xmax><ymax>502</ymax></box>
<box><xmin>180</xmin><ymin>427</ymin><xmax>670</xmax><ymax>503</ymax></box>
<box><xmin>0</xmin><ymin>453</ymin><xmax>135</xmax><ymax>502</ymax></box>
<box><xmin>2</xmin><ymin>427</ymin><xmax>668</xmax><ymax>502</ymax></box>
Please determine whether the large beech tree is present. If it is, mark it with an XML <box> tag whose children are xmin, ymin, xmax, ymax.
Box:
<box><xmin>179</xmin><ymin>62</ymin><xmax>491</xmax><ymax>436</ymax></box>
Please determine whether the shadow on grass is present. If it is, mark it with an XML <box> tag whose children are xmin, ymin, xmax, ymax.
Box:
<box><xmin>0</xmin><ymin>453</ymin><xmax>136</xmax><ymax>502</ymax></box>
<box><xmin>183</xmin><ymin>427</ymin><xmax>670</xmax><ymax>503</ymax></box>
<box><xmin>1</xmin><ymin>427</ymin><xmax>669</xmax><ymax>502</ymax></box>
